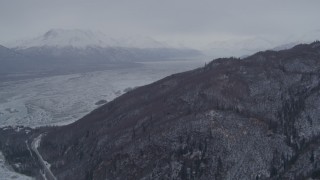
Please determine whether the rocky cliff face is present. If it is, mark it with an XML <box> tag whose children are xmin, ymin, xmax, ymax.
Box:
<box><xmin>1</xmin><ymin>42</ymin><xmax>320</xmax><ymax>180</ymax></box>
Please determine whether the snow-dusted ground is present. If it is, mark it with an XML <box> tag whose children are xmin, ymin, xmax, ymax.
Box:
<box><xmin>0</xmin><ymin>152</ymin><xmax>34</xmax><ymax>180</ymax></box>
<box><xmin>0</xmin><ymin>60</ymin><xmax>205</xmax><ymax>127</ymax></box>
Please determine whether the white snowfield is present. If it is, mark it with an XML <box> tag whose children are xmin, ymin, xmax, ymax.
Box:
<box><xmin>0</xmin><ymin>60</ymin><xmax>205</xmax><ymax>128</ymax></box>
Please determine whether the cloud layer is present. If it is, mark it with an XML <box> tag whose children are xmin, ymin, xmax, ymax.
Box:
<box><xmin>1</xmin><ymin>0</ymin><xmax>320</xmax><ymax>48</ymax></box>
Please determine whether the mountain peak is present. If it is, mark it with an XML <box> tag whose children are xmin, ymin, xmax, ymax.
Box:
<box><xmin>43</xmin><ymin>29</ymin><xmax>97</xmax><ymax>39</ymax></box>
<box><xmin>12</xmin><ymin>29</ymin><xmax>113</xmax><ymax>49</ymax></box>
<box><xmin>10</xmin><ymin>29</ymin><xmax>168</xmax><ymax>49</ymax></box>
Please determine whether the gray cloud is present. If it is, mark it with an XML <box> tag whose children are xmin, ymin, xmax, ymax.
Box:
<box><xmin>1</xmin><ymin>0</ymin><xmax>320</xmax><ymax>48</ymax></box>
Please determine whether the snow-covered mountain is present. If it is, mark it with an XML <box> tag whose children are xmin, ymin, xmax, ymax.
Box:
<box><xmin>0</xmin><ymin>29</ymin><xmax>202</xmax><ymax>75</ymax></box>
<box><xmin>12</xmin><ymin>29</ymin><xmax>117</xmax><ymax>49</ymax></box>
<box><xmin>10</xmin><ymin>29</ymin><xmax>168</xmax><ymax>49</ymax></box>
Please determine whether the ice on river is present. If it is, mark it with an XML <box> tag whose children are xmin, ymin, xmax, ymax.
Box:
<box><xmin>0</xmin><ymin>60</ymin><xmax>205</xmax><ymax>127</ymax></box>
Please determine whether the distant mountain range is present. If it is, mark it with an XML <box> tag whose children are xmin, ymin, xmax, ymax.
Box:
<box><xmin>0</xmin><ymin>29</ymin><xmax>202</xmax><ymax>75</ymax></box>
<box><xmin>9</xmin><ymin>29</ymin><xmax>168</xmax><ymax>49</ymax></box>
<box><xmin>2</xmin><ymin>28</ymin><xmax>320</xmax><ymax>76</ymax></box>
<box><xmin>202</xmin><ymin>30</ymin><xmax>320</xmax><ymax>58</ymax></box>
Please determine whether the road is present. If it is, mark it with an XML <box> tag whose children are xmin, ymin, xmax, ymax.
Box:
<box><xmin>31</xmin><ymin>134</ymin><xmax>57</xmax><ymax>180</ymax></box>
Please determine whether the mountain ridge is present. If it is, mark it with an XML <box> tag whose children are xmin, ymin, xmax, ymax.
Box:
<box><xmin>0</xmin><ymin>29</ymin><xmax>203</xmax><ymax>76</ymax></box>
<box><xmin>9</xmin><ymin>29</ymin><xmax>169</xmax><ymax>49</ymax></box>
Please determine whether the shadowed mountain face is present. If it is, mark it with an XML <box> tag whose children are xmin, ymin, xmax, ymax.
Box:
<box><xmin>0</xmin><ymin>45</ymin><xmax>37</xmax><ymax>74</ymax></box>
<box><xmin>0</xmin><ymin>45</ymin><xmax>202</xmax><ymax>78</ymax></box>
<box><xmin>1</xmin><ymin>42</ymin><xmax>320</xmax><ymax>179</ymax></box>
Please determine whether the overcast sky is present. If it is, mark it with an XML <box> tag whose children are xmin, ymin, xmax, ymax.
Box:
<box><xmin>1</xmin><ymin>0</ymin><xmax>320</xmax><ymax>48</ymax></box>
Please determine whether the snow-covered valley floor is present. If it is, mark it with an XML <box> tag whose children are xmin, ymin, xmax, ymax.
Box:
<box><xmin>0</xmin><ymin>60</ymin><xmax>205</xmax><ymax>128</ymax></box>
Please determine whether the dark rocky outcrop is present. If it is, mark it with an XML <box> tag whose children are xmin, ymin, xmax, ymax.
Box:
<box><xmin>2</xmin><ymin>41</ymin><xmax>320</xmax><ymax>179</ymax></box>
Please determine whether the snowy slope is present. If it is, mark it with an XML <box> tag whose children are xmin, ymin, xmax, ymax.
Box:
<box><xmin>13</xmin><ymin>29</ymin><xmax>117</xmax><ymax>49</ymax></box>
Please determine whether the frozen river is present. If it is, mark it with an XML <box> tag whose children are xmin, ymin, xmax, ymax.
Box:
<box><xmin>0</xmin><ymin>60</ymin><xmax>206</xmax><ymax>127</ymax></box>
